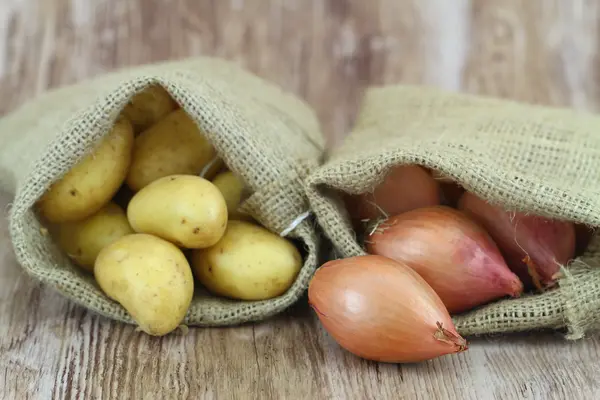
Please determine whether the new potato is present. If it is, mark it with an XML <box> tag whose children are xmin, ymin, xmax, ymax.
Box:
<box><xmin>121</xmin><ymin>85</ymin><xmax>178</xmax><ymax>133</ymax></box>
<box><xmin>211</xmin><ymin>171</ymin><xmax>250</xmax><ymax>220</ymax></box>
<box><xmin>126</xmin><ymin>109</ymin><xmax>221</xmax><ymax>191</ymax></box>
<box><xmin>54</xmin><ymin>202</ymin><xmax>134</xmax><ymax>272</ymax></box>
<box><xmin>191</xmin><ymin>220</ymin><xmax>302</xmax><ymax>301</ymax></box>
<box><xmin>127</xmin><ymin>175</ymin><xmax>228</xmax><ymax>248</ymax></box>
<box><xmin>37</xmin><ymin>117</ymin><xmax>134</xmax><ymax>223</ymax></box>
<box><xmin>95</xmin><ymin>233</ymin><xmax>194</xmax><ymax>336</ymax></box>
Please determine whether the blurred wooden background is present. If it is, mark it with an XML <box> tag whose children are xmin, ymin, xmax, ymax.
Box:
<box><xmin>1</xmin><ymin>1</ymin><xmax>600</xmax><ymax>399</ymax></box>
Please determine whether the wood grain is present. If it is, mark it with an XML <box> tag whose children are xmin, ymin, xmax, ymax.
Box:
<box><xmin>2</xmin><ymin>0</ymin><xmax>600</xmax><ymax>399</ymax></box>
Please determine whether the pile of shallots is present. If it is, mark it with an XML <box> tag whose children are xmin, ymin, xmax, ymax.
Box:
<box><xmin>308</xmin><ymin>165</ymin><xmax>594</xmax><ymax>364</ymax></box>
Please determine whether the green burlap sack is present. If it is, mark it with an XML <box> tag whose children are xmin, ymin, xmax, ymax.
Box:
<box><xmin>306</xmin><ymin>85</ymin><xmax>600</xmax><ymax>339</ymax></box>
<box><xmin>0</xmin><ymin>57</ymin><xmax>324</xmax><ymax>326</ymax></box>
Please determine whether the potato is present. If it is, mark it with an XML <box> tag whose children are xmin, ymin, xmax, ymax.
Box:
<box><xmin>191</xmin><ymin>220</ymin><xmax>302</xmax><ymax>301</ymax></box>
<box><xmin>127</xmin><ymin>175</ymin><xmax>228</xmax><ymax>248</ymax></box>
<box><xmin>95</xmin><ymin>233</ymin><xmax>194</xmax><ymax>336</ymax></box>
<box><xmin>211</xmin><ymin>171</ymin><xmax>250</xmax><ymax>220</ymax></box>
<box><xmin>37</xmin><ymin>117</ymin><xmax>134</xmax><ymax>223</ymax></box>
<box><xmin>126</xmin><ymin>109</ymin><xmax>219</xmax><ymax>191</ymax></box>
<box><xmin>121</xmin><ymin>85</ymin><xmax>178</xmax><ymax>133</ymax></box>
<box><xmin>200</xmin><ymin>157</ymin><xmax>225</xmax><ymax>180</ymax></box>
<box><xmin>54</xmin><ymin>202</ymin><xmax>134</xmax><ymax>272</ymax></box>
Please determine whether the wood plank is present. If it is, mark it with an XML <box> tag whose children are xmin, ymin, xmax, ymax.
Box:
<box><xmin>2</xmin><ymin>0</ymin><xmax>600</xmax><ymax>399</ymax></box>
<box><xmin>464</xmin><ymin>0</ymin><xmax>600</xmax><ymax>109</ymax></box>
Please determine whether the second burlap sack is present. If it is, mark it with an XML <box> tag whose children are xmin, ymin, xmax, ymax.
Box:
<box><xmin>306</xmin><ymin>85</ymin><xmax>600</xmax><ymax>339</ymax></box>
<box><xmin>0</xmin><ymin>57</ymin><xmax>324</xmax><ymax>327</ymax></box>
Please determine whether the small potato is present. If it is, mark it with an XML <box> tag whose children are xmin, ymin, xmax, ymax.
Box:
<box><xmin>121</xmin><ymin>85</ymin><xmax>178</xmax><ymax>133</ymax></box>
<box><xmin>200</xmin><ymin>157</ymin><xmax>225</xmax><ymax>181</ymax></box>
<box><xmin>54</xmin><ymin>202</ymin><xmax>134</xmax><ymax>272</ymax></box>
<box><xmin>95</xmin><ymin>233</ymin><xmax>194</xmax><ymax>336</ymax></box>
<box><xmin>126</xmin><ymin>109</ymin><xmax>218</xmax><ymax>191</ymax></box>
<box><xmin>211</xmin><ymin>171</ymin><xmax>250</xmax><ymax>220</ymax></box>
<box><xmin>191</xmin><ymin>220</ymin><xmax>302</xmax><ymax>301</ymax></box>
<box><xmin>37</xmin><ymin>117</ymin><xmax>134</xmax><ymax>223</ymax></box>
<box><xmin>127</xmin><ymin>175</ymin><xmax>228</xmax><ymax>248</ymax></box>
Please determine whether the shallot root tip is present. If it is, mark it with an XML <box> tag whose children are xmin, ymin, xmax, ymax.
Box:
<box><xmin>433</xmin><ymin>322</ymin><xmax>468</xmax><ymax>352</ymax></box>
<box><xmin>366</xmin><ymin>199</ymin><xmax>389</xmax><ymax>220</ymax></box>
<box><xmin>367</xmin><ymin>217</ymin><xmax>397</xmax><ymax>238</ymax></box>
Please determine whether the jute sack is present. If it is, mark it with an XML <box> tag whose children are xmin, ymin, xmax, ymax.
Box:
<box><xmin>0</xmin><ymin>57</ymin><xmax>324</xmax><ymax>326</ymax></box>
<box><xmin>306</xmin><ymin>85</ymin><xmax>600</xmax><ymax>339</ymax></box>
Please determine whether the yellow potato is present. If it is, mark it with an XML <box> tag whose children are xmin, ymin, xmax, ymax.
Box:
<box><xmin>211</xmin><ymin>171</ymin><xmax>250</xmax><ymax>220</ymax></box>
<box><xmin>95</xmin><ymin>233</ymin><xmax>194</xmax><ymax>336</ymax></box>
<box><xmin>121</xmin><ymin>85</ymin><xmax>178</xmax><ymax>133</ymax></box>
<box><xmin>37</xmin><ymin>117</ymin><xmax>134</xmax><ymax>223</ymax></box>
<box><xmin>127</xmin><ymin>175</ymin><xmax>228</xmax><ymax>248</ymax></box>
<box><xmin>54</xmin><ymin>202</ymin><xmax>134</xmax><ymax>272</ymax></box>
<box><xmin>126</xmin><ymin>109</ymin><xmax>218</xmax><ymax>191</ymax></box>
<box><xmin>200</xmin><ymin>157</ymin><xmax>225</xmax><ymax>181</ymax></box>
<box><xmin>191</xmin><ymin>220</ymin><xmax>302</xmax><ymax>301</ymax></box>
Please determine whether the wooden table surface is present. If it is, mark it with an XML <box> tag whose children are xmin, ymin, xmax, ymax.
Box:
<box><xmin>2</xmin><ymin>1</ymin><xmax>600</xmax><ymax>399</ymax></box>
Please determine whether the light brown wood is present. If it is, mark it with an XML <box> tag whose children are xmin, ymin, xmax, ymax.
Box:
<box><xmin>2</xmin><ymin>0</ymin><xmax>600</xmax><ymax>399</ymax></box>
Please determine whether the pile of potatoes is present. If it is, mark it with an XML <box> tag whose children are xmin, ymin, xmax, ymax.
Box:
<box><xmin>37</xmin><ymin>86</ymin><xmax>303</xmax><ymax>336</ymax></box>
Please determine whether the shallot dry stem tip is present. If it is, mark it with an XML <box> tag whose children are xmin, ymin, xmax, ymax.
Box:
<box><xmin>433</xmin><ymin>322</ymin><xmax>468</xmax><ymax>352</ymax></box>
<box><xmin>509</xmin><ymin>279</ymin><xmax>524</xmax><ymax>298</ymax></box>
<box><xmin>523</xmin><ymin>255</ymin><xmax>545</xmax><ymax>291</ymax></box>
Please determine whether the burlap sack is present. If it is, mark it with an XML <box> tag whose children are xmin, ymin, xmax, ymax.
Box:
<box><xmin>0</xmin><ymin>57</ymin><xmax>324</xmax><ymax>326</ymax></box>
<box><xmin>306</xmin><ymin>85</ymin><xmax>600</xmax><ymax>339</ymax></box>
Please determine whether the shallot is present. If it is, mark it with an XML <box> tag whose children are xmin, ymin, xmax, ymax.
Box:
<box><xmin>344</xmin><ymin>165</ymin><xmax>440</xmax><ymax>223</ymax></box>
<box><xmin>366</xmin><ymin>206</ymin><xmax>523</xmax><ymax>313</ymax></box>
<box><xmin>308</xmin><ymin>255</ymin><xmax>467</xmax><ymax>363</ymax></box>
<box><xmin>458</xmin><ymin>192</ymin><xmax>576</xmax><ymax>290</ymax></box>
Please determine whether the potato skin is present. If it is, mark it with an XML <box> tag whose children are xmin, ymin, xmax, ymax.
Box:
<box><xmin>54</xmin><ymin>202</ymin><xmax>134</xmax><ymax>272</ymax></box>
<box><xmin>211</xmin><ymin>171</ymin><xmax>249</xmax><ymax>220</ymax></box>
<box><xmin>127</xmin><ymin>175</ymin><xmax>228</xmax><ymax>248</ymax></box>
<box><xmin>126</xmin><ymin>109</ymin><xmax>218</xmax><ymax>191</ymax></box>
<box><xmin>121</xmin><ymin>85</ymin><xmax>178</xmax><ymax>133</ymax></box>
<box><xmin>37</xmin><ymin>117</ymin><xmax>134</xmax><ymax>223</ymax></box>
<box><xmin>94</xmin><ymin>233</ymin><xmax>194</xmax><ymax>336</ymax></box>
<box><xmin>200</xmin><ymin>158</ymin><xmax>225</xmax><ymax>181</ymax></box>
<box><xmin>191</xmin><ymin>221</ymin><xmax>302</xmax><ymax>301</ymax></box>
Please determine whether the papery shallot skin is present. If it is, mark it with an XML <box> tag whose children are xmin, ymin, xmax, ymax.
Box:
<box><xmin>458</xmin><ymin>192</ymin><xmax>575</xmax><ymax>289</ymax></box>
<box><xmin>308</xmin><ymin>255</ymin><xmax>467</xmax><ymax>363</ymax></box>
<box><xmin>366</xmin><ymin>206</ymin><xmax>523</xmax><ymax>313</ymax></box>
